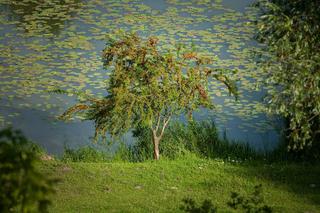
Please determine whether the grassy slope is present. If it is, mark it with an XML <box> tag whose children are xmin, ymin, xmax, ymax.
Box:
<box><xmin>43</xmin><ymin>156</ymin><xmax>320</xmax><ymax>213</ymax></box>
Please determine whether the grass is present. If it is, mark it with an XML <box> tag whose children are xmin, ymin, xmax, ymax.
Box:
<box><xmin>42</xmin><ymin>155</ymin><xmax>320</xmax><ymax>213</ymax></box>
<box><xmin>2</xmin><ymin>123</ymin><xmax>319</xmax><ymax>212</ymax></box>
<box><xmin>62</xmin><ymin>146</ymin><xmax>111</xmax><ymax>163</ymax></box>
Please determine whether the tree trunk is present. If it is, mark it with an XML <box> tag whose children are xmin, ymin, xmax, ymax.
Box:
<box><xmin>151</xmin><ymin>115</ymin><xmax>171</xmax><ymax>160</ymax></box>
<box><xmin>152</xmin><ymin>132</ymin><xmax>160</xmax><ymax>160</ymax></box>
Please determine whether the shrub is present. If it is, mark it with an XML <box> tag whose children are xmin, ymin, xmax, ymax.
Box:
<box><xmin>0</xmin><ymin>127</ymin><xmax>56</xmax><ymax>212</ymax></box>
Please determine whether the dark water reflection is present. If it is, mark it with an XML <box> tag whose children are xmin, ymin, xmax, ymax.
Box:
<box><xmin>0</xmin><ymin>0</ymin><xmax>280</xmax><ymax>154</ymax></box>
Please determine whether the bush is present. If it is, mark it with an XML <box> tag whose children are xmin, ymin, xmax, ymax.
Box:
<box><xmin>0</xmin><ymin>127</ymin><xmax>56</xmax><ymax>212</ymax></box>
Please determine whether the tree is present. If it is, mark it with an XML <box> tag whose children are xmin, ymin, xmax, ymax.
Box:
<box><xmin>255</xmin><ymin>0</ymin><xmax>320</xmax><ymax>151</ymax></box>
<box><xmin>60</xmin><ymin>31</ymin><xmax>237</xmax><ymax>160</ymax></box>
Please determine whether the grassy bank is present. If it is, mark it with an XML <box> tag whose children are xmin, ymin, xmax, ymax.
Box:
<box><xmin>42</xmin><ymin>156</ymin><xmax>320</xmax><ymax>212</ymax></box>
<box><xmin>2</xmin><ymin>125</ymin><xmax>319</xmax><ymax>212</ymax></box>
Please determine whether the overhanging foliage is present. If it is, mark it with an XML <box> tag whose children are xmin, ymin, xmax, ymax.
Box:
<box><xmin>255</xmin><ymin>0</ymin><xmax>320</xmax><ymax>149</ymax></box>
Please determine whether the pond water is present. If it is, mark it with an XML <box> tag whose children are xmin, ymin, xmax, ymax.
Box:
<box><xmin>0</xmin><ymin>0</ymin><xmax>280</xmax><ymax>154</ymax></box>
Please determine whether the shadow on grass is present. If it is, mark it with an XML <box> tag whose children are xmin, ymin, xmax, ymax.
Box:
<box><xmin>223</xmin><ymin>162</ymin><xmax>320</xmax><ymax>208</ymax></box>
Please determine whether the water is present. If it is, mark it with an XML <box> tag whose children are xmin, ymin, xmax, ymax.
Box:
<box><xmin>0</xmin><ymin>0</ymin><xmax>280</xmax><ymax>155</ymax></box>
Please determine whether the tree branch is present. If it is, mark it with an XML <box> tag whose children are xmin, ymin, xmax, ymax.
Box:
<box><xmin>159</xmin><ymin>115</ymin><xmax>171</xmax><ymax>139</ymax></box>
<box><xmin>155</xmin><ymin>112</ymin><xmax>161</xmax><ymax>133</ymax></box>
<box><xmin>59</xmin><ymin>104</ymin><xmax>89</xmax><ymax>120</ymax></box>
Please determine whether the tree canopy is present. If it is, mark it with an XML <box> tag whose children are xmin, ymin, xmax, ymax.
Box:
<box><xmin>60</xmin><ymin>31</ymin><xmax>237</xmax><ymax>159</ymax></box>
<box><xmin>255</xmin><ymin>0</ymin><xmax>320</xmax><ymax>150</ymax></box>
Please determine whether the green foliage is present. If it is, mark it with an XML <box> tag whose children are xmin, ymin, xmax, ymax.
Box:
<box><xmin>63</xmin><ymin>119</ymin><xmax>317</xmax><ymax>163</ymax></box>
<box><xmin>180</xmin><ymin>185</ymin><xmax>272</xmax><ymax>213</ymax></box>
<box><xmin>61</xmin><ymin>117</ymin><xmax>318</xmax><ymax>163</ymax></box>
<box><xmin>60</xmin><ymin>121</ymin><xmax>259</xmax><ymax>163</ymax></box>
<box><xmin>255</xmin><ymin>0</ymin><xmax>320</xmax><ymax>150</ymax></box>
<box><xmin>60</xmin><ymin>31</ymin><xmax>237</xmax><ymax>159</ymax></box>
<box><xmin>0</xmin><ymin>127</ymin><xmax>56</xmax><ymax>213</ymax></box>
<box><xmin>62</xmin><ymin>146</ymin><xmax>110</xmax><ymax>163</ymax></box>
<box><xmin>112</xmin><ymin>142</ymin><xmax>136</xmax><ymax>162</ymax></box>
<box><xmin>227</xmin><ymin>184</ymin><xmax>273</xmax><ymax>213</ymax></box>
<box><xmin>172</xmin><ymin>121</ymin><xmax>256</xmax><ymax>161</ymax></box>
<box><xmin>117</xmin><ymin>121</ymin><xmax>259</xmax><ymax>162</ymax></box>
<box><xmin>180</xmin><ymin>198</ymin><xmax>217</xmax><ymax>213</ymax></box>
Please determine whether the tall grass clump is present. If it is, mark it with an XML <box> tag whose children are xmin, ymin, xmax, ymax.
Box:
<box><xmin>119</xmin><ymin>120</ymin><xmax>259</xmax><ymax>162</ymax></box>
<box><xmin>62</xmin><ymin>146</ymin><xmax>111</xmax><ymax>162</ymax></box>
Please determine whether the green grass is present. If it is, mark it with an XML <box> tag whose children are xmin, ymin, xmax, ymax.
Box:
<box><xmin>42</xmin><ymin>155</ymin><xmax>320</xmax><ymax>213</ymax></box>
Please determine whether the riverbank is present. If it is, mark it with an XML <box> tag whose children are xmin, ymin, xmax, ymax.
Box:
<box><xmin>42</xmin><ymin>156</ymin><xmax>320</xmax><ymax>212</ymax></box>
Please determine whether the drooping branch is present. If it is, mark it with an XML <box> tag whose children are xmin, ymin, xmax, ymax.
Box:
<box><xmin>59</xmin><ymin>104</ymin><xmax>90</xmax><ymax>120</ymax></box>
<box><xmin>212</xmin><ymin>73</ymin><xmax>238</xmax><ymax>99</ymax></box>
